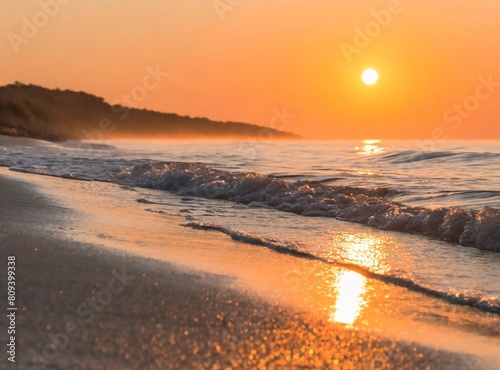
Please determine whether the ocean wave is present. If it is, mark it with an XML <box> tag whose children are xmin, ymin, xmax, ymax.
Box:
<box><xmin>183</xmin><ymin>222</ymin><xmax>500</xmax><ymax>315</ymax></box>
<box><xmin>378</xmin><ymin>150</ymin><xmax>500</xmax><ymax>164</ymax></box>
<box><xmin>58</xmin><ymin>140</ymin><xmax>117</xmax><ymax>150</ymax></box>
<box><xmin>380</xmin><ymin>150</ymin><xmax>458</xmax><ymax>163</ymax></box>
<box><xmin>115</xmin><ymin>162</ymin><xmax>500</xmax><ymax>252</ymax></box>
<box><xmin>184</xmin><ymin>222</ymin><xmax>325</xmax><ymax>261</ymax></box>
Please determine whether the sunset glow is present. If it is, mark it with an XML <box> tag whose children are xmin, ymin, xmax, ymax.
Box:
<box><xmin>2</xmin><ymin>2</ymin><xmax>500</xmax><ymax>368</ymax></box>
<box><xmin>1</xmin><ymin>1</ymin><xmax>499</xmax><ymax>139</ymax></box>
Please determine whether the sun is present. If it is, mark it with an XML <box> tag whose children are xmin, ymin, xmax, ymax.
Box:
<box><xmin>362</xmin><ymin>69</ymin><xmax>378</xmax><ymax>85</ymax></box>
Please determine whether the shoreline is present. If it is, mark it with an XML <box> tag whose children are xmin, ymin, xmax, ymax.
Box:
<box><xmin>0</xmin><ymin>168</ymin><xmax>497</xmax><ymax>369</ymax></box>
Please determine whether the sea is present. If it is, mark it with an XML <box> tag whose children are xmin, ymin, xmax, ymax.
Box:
<box><xmin>1</xmin><ymin>137</ymin><xmax>499</xmax><ymax>341</ymax></box>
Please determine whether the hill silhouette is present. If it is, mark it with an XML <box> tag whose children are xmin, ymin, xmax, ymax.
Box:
<box><xmin>0</xmin><ymin>83</ymin><xmax>299</xmax><ymax>141</ymax></box>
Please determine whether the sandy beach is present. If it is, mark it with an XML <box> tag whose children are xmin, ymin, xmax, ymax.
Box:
<box><xmin>0</xmin><ymin>165</ymin><xmax>497</xmax><ymax>370</ymax></box>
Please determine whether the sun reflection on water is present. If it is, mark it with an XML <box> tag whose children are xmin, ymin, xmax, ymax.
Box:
<box><xmin>329</xmin><ymin>233</ymin><xmax>390</xmax><ymax>326</ymax></box>
<box><xmin>341</xmin><ymin>234</ymin><xmax>390</xmax><ymax>273</ymax></box>
<box><xmin>355</xmin><ymin>139</ymin><xmax>385</xmax><ymax>156</ymax></box>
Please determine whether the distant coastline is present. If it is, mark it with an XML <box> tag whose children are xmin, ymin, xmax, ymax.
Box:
<box><xmin>0</xmin><ymin>83</ymin><xmax>299</xmax><ymax>142</ymax></box>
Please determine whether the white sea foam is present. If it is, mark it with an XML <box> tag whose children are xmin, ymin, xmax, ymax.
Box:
<box><xmin>117</xmin><ymin>162</ymin><xmax>500</xmax><ymax>252</ymax></box>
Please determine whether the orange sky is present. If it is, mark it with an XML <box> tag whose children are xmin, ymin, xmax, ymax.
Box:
<box><xmin>1</xmin><ymin>0</ymin><xmax>499</xmax><ymax>139</ymax></box>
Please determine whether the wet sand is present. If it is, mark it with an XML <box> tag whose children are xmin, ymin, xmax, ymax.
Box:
<box><xmin>0</xmin><ymin>168</ymin><xmax>496</xmax><ymax>369</ymax></box>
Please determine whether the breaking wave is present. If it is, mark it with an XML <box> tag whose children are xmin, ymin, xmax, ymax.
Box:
<box><xmin>114</xmin><ymin>162</ymin><xmax>500</xmax><ymax>252</ymax></box>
